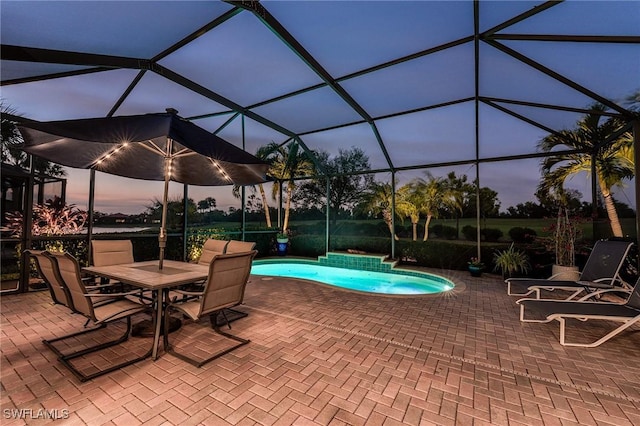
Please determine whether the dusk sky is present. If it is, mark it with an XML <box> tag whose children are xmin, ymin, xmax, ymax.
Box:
<box><xmin>2</xmin><ymin>1</ymin><xmax>638</xmax><ymax>215</ymax></box>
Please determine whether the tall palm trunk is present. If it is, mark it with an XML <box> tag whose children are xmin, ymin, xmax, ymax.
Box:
<box><xmin>412</xmin><ymin>220</ymin><xmax>418</xmax><ymax>241</ymax></box>
<box><xmin>598</xmin><ymin>176</ymin><xmax>623</xmax><ymax>237</ymax></box>
<box><xmin>258</xmin><ymin>184</ymin><xmax>272</xmax><ymax>228</ymax></box>
<box><xmin>283</xmin><ymin>181</ymin><xmax>294</xmax><ymax>231</ymax></box>
<box><xmin>383</xmin><ymin>209</ymin><xmax>399</xmax><ymax>240</ymax></box>
<box><xmin>422</xmin><ymin>214</ymin><xmax>433</xmax><ymax>241</ymax></box>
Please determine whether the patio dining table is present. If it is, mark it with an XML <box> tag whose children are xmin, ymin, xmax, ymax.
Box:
<box><xmin>83</xmin><ymin>260</ymin><xmax>210</xmax><ymax>359</ymax></box>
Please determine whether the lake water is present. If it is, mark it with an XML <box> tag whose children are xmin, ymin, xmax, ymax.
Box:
<box><xmin>91</xmin><ymin>227</ymin><xmax>152</xmax><ymax>234</ymax></box>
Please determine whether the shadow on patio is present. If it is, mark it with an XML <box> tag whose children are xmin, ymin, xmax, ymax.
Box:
<box><xmin>1</xmin><ymin>270</ymin><xmax>639</xmax><ymax>425</ymax></box>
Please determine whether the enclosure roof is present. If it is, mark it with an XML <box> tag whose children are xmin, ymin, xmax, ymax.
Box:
<box><xmin>1</xmin><ymin>1</ymin><xmax>639</xmax><ymax>174</ymax></box>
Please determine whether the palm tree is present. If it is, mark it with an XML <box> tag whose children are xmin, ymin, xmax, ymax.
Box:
<box><xmin>197</xmin><ymin>197</ymin><xmax>216</xmax><ymax>213</ymax></box>
<box><xmin>232</xmin><ymin>144</ymin><xmax>278</xmax><ymax>228</ymax></box>
<box><xmin>268</xmin><ymin>141</ymin><xmax>314</xmax><ymax>231</ymax></box>
<box><xmin>441</xmin><ymin>172</ymin><xmax>470</xmax><ymax>239</ymax></box>
<box><xmin>407</xmin><ymin>174</ymin><xmax>453</xmax><ymax>241</ymax></box>
<box><xmin>357</xmin><ymin>181</ymin><xmax>399</xmax><ymax>240</ymax></box>
<box><xmin>396</xmin><ymin>184</ymin><xmax>421</xmax><ymax>241</ymax></box>
<box><xmin>538</xmin><ymin>104</ymin><xmax>634</xmax><ymax>237</ymax></box>
<box><xmin>1</xmin><ymin>104</ymin><xmax>65</xmax><ymax>177</ymax></box>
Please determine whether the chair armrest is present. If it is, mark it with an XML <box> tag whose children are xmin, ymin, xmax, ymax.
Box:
<box><xmin>85</xmin><ymin>284</ymin><xmax>106</xmax><ymax>291</ymax></box>
<box><xmin>85</xmin><ymin>289</ymin><xmax>145</xmax><ymax>298</ymax></box>
<box><xmin>171</xmin><ymin>289</ymin><xmax>204</xmax><ymax>297</ymax></box>
<box><xmin>168</xmin><ymin>289</ymin><xmax>203</xmax><ymax>303</ymax></box>
<box><xmin>576</xmin><ymin>288</ymin><xmax>631</xmax><ymax>302</ymax></box>
<box><xmin>85</xmin><ymin>282</ymin><xmax>130</xmax><ymax>291</ymax></box>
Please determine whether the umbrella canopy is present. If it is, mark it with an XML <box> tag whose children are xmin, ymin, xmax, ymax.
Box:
<box><xmin>16</xmin><ymin>110</ymin><xmax>269</xmax><ymax>268</ymax></box>
<box><xmin>16</xmin><ymin>111</ymin><xmax>268</xmax><ymax>186</ymax></box>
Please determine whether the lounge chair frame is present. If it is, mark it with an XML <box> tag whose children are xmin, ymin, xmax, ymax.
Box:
<box><xmin>517</xmin><ymin>279</ymin><xmax>640</xmax><ymax>347</ymax></box>
<box><xmin>506</xmin><ymin>240</ymin><xmax>634</xmax><ymax>299</ymax></box>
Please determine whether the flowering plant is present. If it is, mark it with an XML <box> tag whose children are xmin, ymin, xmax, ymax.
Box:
<box><xmin>5</xmin><ymin>196</ymin><xmax>87</xmax><ymax>255</ymax></box>
<box><xmin>5</xmin><ymin>197</ymin><xmax>87</xmax><ymax>238</ymax></box>
<box><xmin>468</xmin><ymin>257</ymin><xmax>484</xmax><ymax>268</ymax></box>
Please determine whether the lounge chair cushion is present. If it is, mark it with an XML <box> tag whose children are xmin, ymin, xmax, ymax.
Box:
<box><xmin>519</xmin><ymin>299</ymin><xmax>638</xmax><ymax>322</ymax></box>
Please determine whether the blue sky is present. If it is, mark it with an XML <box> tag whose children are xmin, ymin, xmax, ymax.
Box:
<box><xmin>1</xmin><ymin>1</ymin><xmax>638</xmax><ymax>215</ymax></box>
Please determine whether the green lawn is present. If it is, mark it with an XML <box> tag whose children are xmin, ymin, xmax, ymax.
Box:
<box><xmin>182</xmin><ymin>216</ymin><xmax>635</xmax><ymax>242</ymax></box>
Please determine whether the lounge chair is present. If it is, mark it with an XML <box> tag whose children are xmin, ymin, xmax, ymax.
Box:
<box><xmin>163</xmin><ymin>250</ymin><xmax>257</xmax><ymax>367</ymax></box>
<box><xmin>42</xmin><ymin>251</ymin><xmax>151</xmax><ymax>381</ymax></box>
<box><xmin>506</xmin><ymin>240</ymin><xmax>634</xmax><ymax>299</ymax></box>
<box><xmin>516</xmin><ymin>278</ymin><xmax>640</xmax><ymax>347</ymax></box>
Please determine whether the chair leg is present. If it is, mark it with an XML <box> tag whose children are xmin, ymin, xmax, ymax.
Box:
<box><xmin>507</xmin><ymin>281</ymin><xmax>534</xmax><ymax>297</ymax></box>
<box><xmin>42</xmin><ymin>323</ymin><xmax>107</xmax><ymax>359</ymax></box>
<box><xmin>557</xmin><ymin>316</ymin><xmax>640</xmax><ymax>347</ymax></box>
<box><xmin>164</xmin><ymin>310</ymin><xmax>250</xmax><ymax>368</ymax></box>
<box><xmin>54</xmin><ymin>318</ymin><xmax>153</xmax><ymax>382</ymax></box>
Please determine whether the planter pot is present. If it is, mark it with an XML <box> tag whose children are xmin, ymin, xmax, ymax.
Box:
<box><xmin>551</xmin><ymin>264</ymin><xmax>580</xmax><ymax>281</ymax></box>
<box><xmin>276</xmin><ymin>239</ymin><xmax>288</xmax><ymax>256</ymax></box>
<box><xmin>468</xmin><ymin>265</ymin><xmax>483</xmax><ymax>277</ymax></box>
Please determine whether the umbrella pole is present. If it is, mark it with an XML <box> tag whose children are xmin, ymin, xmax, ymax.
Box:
<box><xmin>159</xmin><ymin>139</ymin><xmax>173</xmax><ymax>270</ymax></box>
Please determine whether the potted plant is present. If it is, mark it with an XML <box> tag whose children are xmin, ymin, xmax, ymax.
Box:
<box><xmin>467</xmin><ymin>257</ymin><xmax>485</xmax><ymax>277</ymax></box>
<box><xmin>493</xmin><ymin>243</ymin><xmax>530</xmax><ymax>279</ymax></box>
<box><xmin>548</xmin><ymin>205</ymin><xmax>581</xmax><ymax>280</ymax></box>
<box><xmin>276</xmin><ymin>231</ymin><xmax>289</xmax><ymax>256</ymax></box>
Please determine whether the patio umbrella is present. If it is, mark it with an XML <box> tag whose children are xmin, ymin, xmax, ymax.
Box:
<box><xmin>16</xmin><ymin>110</ymin><xmax>269</xmax><ymax>269</ymax></box>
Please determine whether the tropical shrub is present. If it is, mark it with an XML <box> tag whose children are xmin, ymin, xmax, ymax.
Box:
<box><xmin>185</xmin><ymin>227</ymin><xmax>227</xmax><ymax>262</ymax></box>
<box><xmin>462</xmin><ymin>225</ymin><xmax>477</xmax><ymax>241</ymax></box>
<box><xmin>429</xmin><ymin>224</ymin><xmax>457</xmax><ymax>240</ymax></box>
<box><xmin>508</xmin><ymin>227</ymin><xmax>537</xmax><ymax>243</ymax></box>
<box><xmin>493</xmin><ymin>243</ymin><xmax>530</xmax><ymax>278</ymax></box>
<box><xmin>482</xmin><ymin>228</ymin><xmax>503</xmax><ymax>242</ymax></box>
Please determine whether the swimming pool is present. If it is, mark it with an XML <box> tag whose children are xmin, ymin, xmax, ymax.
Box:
<box><xmin>251</xmin><ymin>262</ymin><xmax>454</xmax><ymax>295</ymax></box>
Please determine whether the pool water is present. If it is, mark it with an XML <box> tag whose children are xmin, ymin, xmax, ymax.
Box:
<box><xmin>251</xmin><ymin>262</ymin><xmax>453</xmax><ymax>295</ymax></box>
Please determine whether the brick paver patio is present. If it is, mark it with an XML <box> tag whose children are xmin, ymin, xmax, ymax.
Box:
<box><xmin>1</xmin><ymin>267</ymin><xmax>639</xmax><ymax>425</ymax></box>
